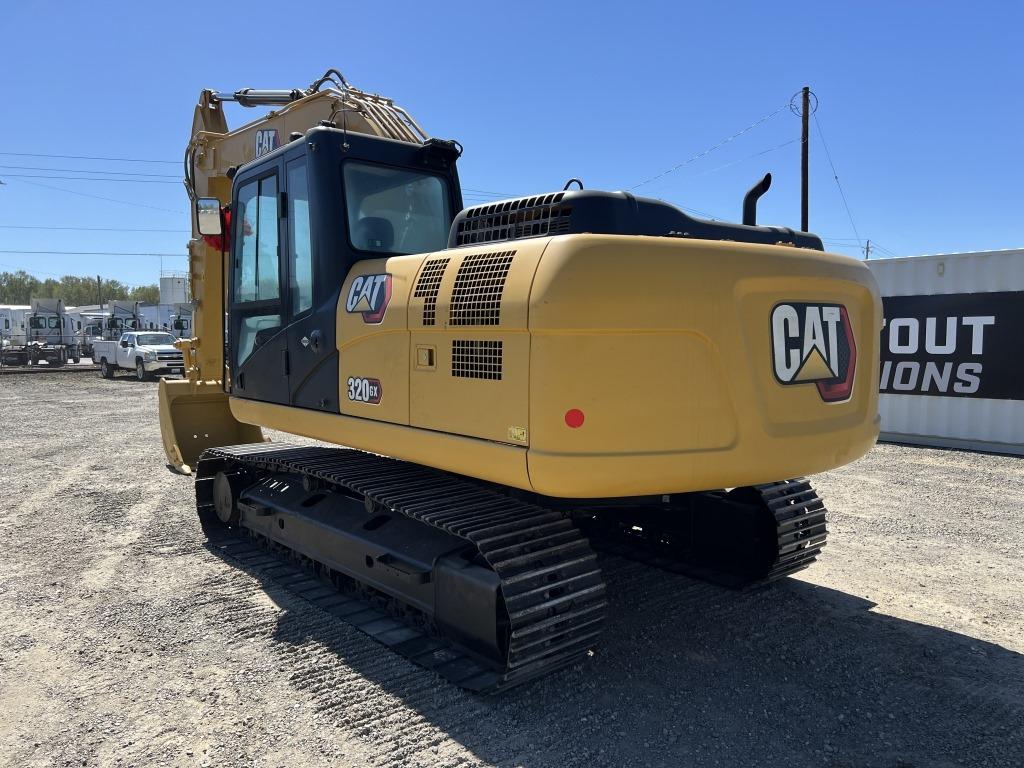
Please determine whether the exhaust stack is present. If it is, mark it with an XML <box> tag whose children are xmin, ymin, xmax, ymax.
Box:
<box><xmin>742</xmin><ymin>173</ymin><xmax>772</xmax><ymax>226</ymax></box>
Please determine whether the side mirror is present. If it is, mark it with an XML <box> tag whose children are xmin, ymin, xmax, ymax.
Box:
<box><xmin>196</xmin><ymin>198</ymin><xmax>223</xmax><ymax>237</ymax></box>
<box><xmin>172</xmin><ymin>319</ymin><xmax>184</xmax><ymax>330</ymax></box>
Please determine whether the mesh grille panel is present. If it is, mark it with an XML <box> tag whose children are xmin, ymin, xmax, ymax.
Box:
<box><xmin>413</xmin><ymin>257</ymin><xmax>450</xmax><ymax>326</ymax></box>
<box><xmin>451</xmin><ymin>340</ymin><xmax>503</xmax><ymax>380</ymax></box>
<box><xmin>454</xmin><ymin>193</ymin><xmax>572</xmax><ymax>246</ymax></box>
<box><xmin>449</xmin><ymin>251</ymin><xmax>515</xmax><ymax>326</ymax></box>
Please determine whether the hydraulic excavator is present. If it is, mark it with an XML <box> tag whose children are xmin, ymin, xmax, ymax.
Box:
<box><xmin>160</xmin><ymin>68</ymin><xmax>881</xmax><ymax>691</ymax></box>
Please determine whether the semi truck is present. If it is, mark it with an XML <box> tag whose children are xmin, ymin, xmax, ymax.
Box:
<box><xmin>105</xmin><ymin>300</ymin><xmax>142</xmax><ymax>338</ymax></box>
<box><xmin>0</xmin><ymin>299</ymin><xmax>80</xmax><ymax>366</ymax></box>
<box><xmin>0</xmin><ymin>305</ymin><xmax>29</xmax><ymax>365</ymax></box>
<box><xmin>169</xmin><ymin>303</ymin><xmax>193</xmax><ymax>338</ymax></box>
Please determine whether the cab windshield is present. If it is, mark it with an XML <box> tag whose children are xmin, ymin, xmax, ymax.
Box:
<box><xmin>136</xmin><ymin>333</ymin><xmax>175</xmax><ymax>346</ymax></box>
<box><xmin>343</xmin><ymin>162</ymin><xmax>450</xmax><ymax>255</ymax></box>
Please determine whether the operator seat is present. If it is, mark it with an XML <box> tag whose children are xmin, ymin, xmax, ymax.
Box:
<box><xmin>353</xmin><ymin>217</ymin><xmax>394</xmax><ymax>252</ymax></box>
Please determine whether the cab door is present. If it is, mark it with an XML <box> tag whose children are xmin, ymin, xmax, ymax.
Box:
<box><xmin>228</xmin><ymin>169</ymin><xmax>290</xmax><ymax>404</ymax></box>
<box><xmin>118</xmin><ymin>333</ymin><xmax>135</xmax><ymax>367</ymax></box>
<box><xmin>281</xmin><ymin>156</ymin><xmax>339</xmax><ymax>411</ymax></box>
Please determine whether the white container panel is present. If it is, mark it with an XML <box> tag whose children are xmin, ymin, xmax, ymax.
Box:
<box><xmin>868</xmin><ymin>249</ymin><xmax>1024</xmax><ymax>455</ymax></box>
<box><xmin>868</xmin><ymin>248</ymin><xmax>1024</xmax><ymax>295</ymax></box>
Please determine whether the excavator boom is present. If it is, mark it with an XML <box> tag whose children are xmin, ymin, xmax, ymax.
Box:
<box><xmin>160</xmin><ymin>70</ymin><xmax>431</xmax><ymax>472</ymax></box>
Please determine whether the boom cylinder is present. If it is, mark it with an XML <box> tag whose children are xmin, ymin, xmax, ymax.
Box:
<box><xmin>212</xmin><ymin>88</ymin><xmax>306</xmax><ymax>107</ymax></box>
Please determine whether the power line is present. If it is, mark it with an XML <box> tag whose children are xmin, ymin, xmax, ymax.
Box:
<box><xmin>0</xmin><ymin>224</ymin><xmax>189</xmax><ymax>233</ymax></box>
<box><xmin>462</xmin><ymin>187</ymin><xmax>514</xmax><ymax>197</ymax></box>
<box><xmin>0</xmin><ymin>164</ymin><xmax>180</xmax><ymax>178</ymax></box>
<box><xmin>9</xmin><ymin>174</ymin><xmax>507</xmax><ymax>208</ymax></box>
<box><xmin>824</xmin><ymin>241</ymin><xmax>903</xmax><ymax>259</ymax></box>
<box><xmin>869</xmin><ymin>241</ymin><xmax>900</xmax><ymax>257</ymax></box>
<box><xmin>1</xmin><ymin>173</ymin><xmax>179</xmax><ymax>184</ymax></box>
<box><xmin>5</xmin><ymin>178</ymin><xmax>185</xmax><ymax>215</ymax></box>
<box><xmin>0</xmin><ymin>250</ymin><xmax>187</xmax><ymax>257</ymax></box>
<box><xmin>630</xmin><ymin>103</ymin><xmax>790</xmax><ymax>190</ymax></box>
<box><xmin>689</xmin><ymin>138</ymin><xmax>800</xmax><ymax>179</ymax></box>
<box><xmin>0</xmin><ymin>151</ymin><xmax>177</xmax><ymax>164</ymax></box>
<box><xmin>812</xmin><ymin>112</ymin><xmax>862</xmax><ymax>250</ymax></box>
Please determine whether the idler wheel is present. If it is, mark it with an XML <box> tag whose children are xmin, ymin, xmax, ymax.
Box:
<box><xmin>213</xmin><ymin>469</ymin><xmax>249</xmax><ymax>525</ymax></box>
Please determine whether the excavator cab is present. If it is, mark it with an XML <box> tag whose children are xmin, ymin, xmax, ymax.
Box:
<box><xmin>159</xmin><ymin>105</ymin><xmax>463</xmax><ymax>473</ymax></box>
<box><xmin>217</xmin><ymin>129</ymin><xmax>461</xmax><ymax>411</ymax></box>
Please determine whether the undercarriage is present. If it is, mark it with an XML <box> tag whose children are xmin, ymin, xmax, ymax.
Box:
<box><xmin>196</xmin><ymin>444</ymin><xmax>827</xmax><ymax>692</ymax></box>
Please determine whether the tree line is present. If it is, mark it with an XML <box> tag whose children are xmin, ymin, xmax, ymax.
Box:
<box><xmin>0</xmin><ymin>271</ymin><xmax>160</xmax><ymax>306</ymax></box>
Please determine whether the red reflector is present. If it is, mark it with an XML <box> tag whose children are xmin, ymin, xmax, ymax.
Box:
<box><xmin>815</xmin><ymin>306</ymin><xmax>858</xmax><ymax>403</ymax></box>
<box><xmin>564</xmin><ymin>409</ymin><xmax>585</xmax><ymax>428</ymax></box>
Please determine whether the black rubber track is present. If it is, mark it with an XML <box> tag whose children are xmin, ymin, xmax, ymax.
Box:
<box><xmin>579</xmin><ymin>478</ymin><xmax>828</xmax><ymax>588</ymax></box>
<box><xmin>195</xmin><ymin>443</ymin><xmax>608</xmax><ymax>693</ymax></box>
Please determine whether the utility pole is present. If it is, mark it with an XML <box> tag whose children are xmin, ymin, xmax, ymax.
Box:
<box><xmin>801</xmin><ymin>85</ymin><xmax>810</xmax><ymax>232</ymax></box>
<box><xmin>96</xmin><ymin>275</ymin><xmax>102</xmax><ymax>307</ymax></box>
<box><xmin>864</xmin><ymin>240</ymin><xmax>872</xmax><ymax>260</ymax></box>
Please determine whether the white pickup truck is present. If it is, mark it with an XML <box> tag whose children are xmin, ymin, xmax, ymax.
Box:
<box><xmin>92</xmin><ymin>331</ymin><xmax>185</xmax><ymax>381</ymax></box>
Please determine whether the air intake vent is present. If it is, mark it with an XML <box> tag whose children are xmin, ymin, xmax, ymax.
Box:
<box><xmin>413</xmin><ymin>257</ymin><xmax>450</xmax><ymax>326</ymax></box>
<box><xmin>454</xmin><ymin>193</ymin><xmax>572</xmax><ymax>246</ymax></box>
<box><xmin>448</xmin><ymin>251</ymin><xmax>514</xmax><ymax>326</ymax></box>
<box><xmin>451</xmin><ymin>340</ymin><xmax>502</xmax><ymax>380</ymax></box>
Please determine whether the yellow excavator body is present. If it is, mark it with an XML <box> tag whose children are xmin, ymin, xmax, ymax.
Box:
<box><xmin>159</xmin><ymin>69</ymin><xmax>881</xmax><ymax>690</ymax></box>
<box><xmin>223</xmin><ymin>234</ymin><xmax>878</xmax><ymax>497</ymax></box>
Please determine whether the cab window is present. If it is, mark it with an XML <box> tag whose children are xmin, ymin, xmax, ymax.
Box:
<box><xmin>233</xmin><ymin>173</ymin><xmax>282</xmax><ymax>368</ymax></box>
<box><xmin>234</xmin><ymin>175</ymin><xmax>280</xmax><ymax>303</ymax></box>
<box><xmin>287</xmin><ymin>158</ymin><xmax>313</xmax><ymax>315</ymax></box>
<box><xmin>343</xmin><ymin>162</ymin><xmax>450</xmax><ymax>256</ymax></box>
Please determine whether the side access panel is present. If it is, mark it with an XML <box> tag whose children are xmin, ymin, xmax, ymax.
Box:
<box><xmin>337</xmin><ymin>256</ymin><xmax>420</xmax><ymax>425</ymax></box>
<box><xmin>408</xmin><ymin>242</ymin><xmax>545</xmax><ymax>446</ymax></box>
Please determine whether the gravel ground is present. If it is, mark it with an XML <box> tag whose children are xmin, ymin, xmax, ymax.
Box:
<box><xmin>1</xmin><ymin>372</ymin><xmax>1021</xmax><ymax>768</ymax></box>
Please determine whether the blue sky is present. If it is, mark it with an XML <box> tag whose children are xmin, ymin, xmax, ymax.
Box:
<box><xmin>1</xmin><ymin>0</ymin><xmax>1020</xmax><ymax>287</ymax></box>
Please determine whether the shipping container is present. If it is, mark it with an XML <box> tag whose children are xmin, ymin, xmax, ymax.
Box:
<box><xmin>867</xmin><ymin>248</ymin><xmax>1024</xmax><ymax>455</ymax></box>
